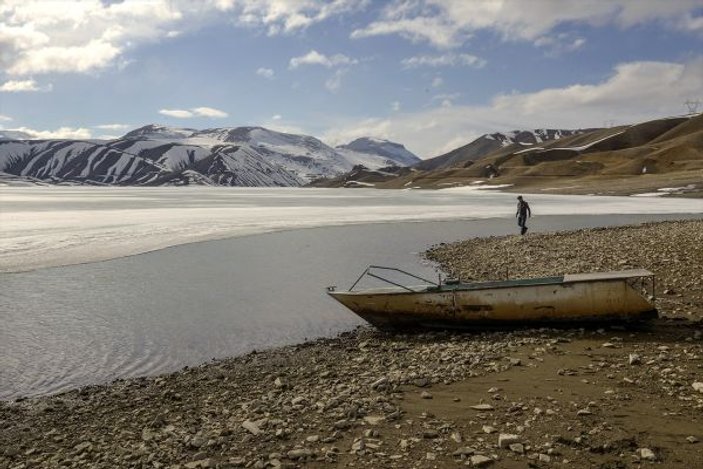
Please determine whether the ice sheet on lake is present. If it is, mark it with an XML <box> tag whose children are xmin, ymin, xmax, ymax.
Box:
<box><xmin>1</xmin><ymin>186</ymin><xmax>701</xmax><ymax>273</ymax></box>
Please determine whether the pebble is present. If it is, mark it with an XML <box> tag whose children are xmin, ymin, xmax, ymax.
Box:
<box><xmin>453</xmin><ymin>447</ymin><xmax>476</xmax><ymax>456</ymax></box>
<box><xmin>470</xmin><ymin>404</ymin><xmax>494</xmax><ymax>411</ymax></box>
<box><xmin>469</xmin><ymin>454</ymin><xmax>494</xmax><ymax>467</ymax></box>
<box><xmin>242</xmin><ymin>420</ymin><xmax>261</xmax><ymax>435</ymax></box>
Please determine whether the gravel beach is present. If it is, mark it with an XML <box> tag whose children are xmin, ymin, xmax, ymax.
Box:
<box><xmin>2</xmin><ymin>220</ymin><xmax>702</xmax><ymax>468</ymax></box>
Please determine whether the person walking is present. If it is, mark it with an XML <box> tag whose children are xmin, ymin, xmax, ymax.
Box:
<box><xmin>516</xmin><ymin>195</ymin><xmax>531</xmax><ymax>235</ymax></box>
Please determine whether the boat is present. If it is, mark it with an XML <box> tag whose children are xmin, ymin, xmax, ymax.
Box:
<box><xmin>327</xmin><ymin>266</ymin><xmax>657</xmax><ymax>330</ymax></box>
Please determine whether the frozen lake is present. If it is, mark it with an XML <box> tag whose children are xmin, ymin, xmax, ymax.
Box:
<box><xmin>1</xmin><ymin>186</ymin><xmax>702</xmax><ymax>273</ymax></box>
<box><xmin>0</xmin><ymin>187</ymin><xmax>702</xmax><ymax>399</ymax></box>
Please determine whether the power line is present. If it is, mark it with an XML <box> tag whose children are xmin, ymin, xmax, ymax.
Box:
<box><xmin>684</xmin><ymin>99</ymin><xmax>701</xmax><ymax>115</ymax></box>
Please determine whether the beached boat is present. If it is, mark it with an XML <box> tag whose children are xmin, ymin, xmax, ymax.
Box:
<box><xmin>327</xmin><ymin>266</ymin><xmax>657</xmax><ymax>329</ymax></box>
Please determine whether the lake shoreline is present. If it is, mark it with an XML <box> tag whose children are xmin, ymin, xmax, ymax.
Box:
<box><xmin>2</xmin><ymin>219</ymin><xmax>702</xmax><ymax>468</ymax></box>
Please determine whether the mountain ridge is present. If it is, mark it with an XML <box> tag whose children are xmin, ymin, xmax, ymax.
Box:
<box><xmin>0</xmin><ymin>125</ymin><xmax>420</xmax><ymax>187</ymax></box>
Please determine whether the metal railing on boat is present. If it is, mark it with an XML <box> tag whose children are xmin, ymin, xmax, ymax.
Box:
<box><xmin>348</xmin><ymin>265</ymin><xmax>439</xmax><ymax>293</ymax></box>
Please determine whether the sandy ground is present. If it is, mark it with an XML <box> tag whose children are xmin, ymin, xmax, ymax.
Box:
<box><xmin>1</xmin><ymin>220</ymin><xmax>703</xmax><ymax>468</ymax></box>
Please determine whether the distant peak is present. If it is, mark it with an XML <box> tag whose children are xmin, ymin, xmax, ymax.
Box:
<box><xmin>122</xmin><ymin>124</ymin><xmax>196</xmax><ymax>139</ymax></box>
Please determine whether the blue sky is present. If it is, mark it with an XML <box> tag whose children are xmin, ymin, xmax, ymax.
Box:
<box><xmin>1</xmin><ymin>0</ymin><xmax>702</xmax><ymax>158</ymax></box>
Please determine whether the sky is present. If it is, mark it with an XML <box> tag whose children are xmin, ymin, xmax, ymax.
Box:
<box><xmin>1</xmin><ymin>0</ymin><xmax>702</xmax><ymax>158</ymax></box>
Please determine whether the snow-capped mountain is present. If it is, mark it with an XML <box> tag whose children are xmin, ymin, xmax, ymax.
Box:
<box><xmin>484</xmin><ymin>129</ymin><xmax>585</xmax><ymax>147</ymax></box>
<box><xmin>0</xmin><ymin>125</ymin><xmax>418</xmax><ymax>186</ymax></box>
<box><xmin>0</xmin><ymin>130</ymin><xmax>34</xmax><ymax>140</ymax></box>
<box><xmin>336</xmin><ymin>137</ymin><xmax>421</xmax><ymax>168</ymax></box>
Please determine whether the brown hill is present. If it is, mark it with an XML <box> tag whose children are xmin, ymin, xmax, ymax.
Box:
<box><xmin>319</xmin><ymin>114</ymin><xmax>702</xmax><ymax>196</ymax></box>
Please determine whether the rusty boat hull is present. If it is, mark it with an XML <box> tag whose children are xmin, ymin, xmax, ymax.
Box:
<box><xmin>328</xmin><ymin>269</ymin><xmax>657</xmax><ymax>330</ymax></box>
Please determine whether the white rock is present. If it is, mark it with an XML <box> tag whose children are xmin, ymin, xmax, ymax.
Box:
<box><xmin>470</xmin><ymin>404</ymin><xmax>494</xmax><ymax>411</ymax></box>
<box><xmin>291</xmin><ymin>396</ymin><xmax>306</xmax><ymax>406</ymax></box>
<box><xmin>370</xmin><ymin>377</ymin><xmax>388</xmax><ymax>389</ymax></box>
<box><xmin>637</xmin><ymin>448</ymin><xmax>656</xmax><ymax>460</ymax></box>
<box><xmin>628</xmin><ymin>353</ymin><xmax>641</xmax><ymax>365</ymax></box>
<box><xmin>242</xmin><ymin>420</ymin><xmax>261</xmax><ymax>435</ymax></box>
<box><xmin>469</xmin><ymin>454</ymin><xmax>493</xmax><ymax>467</ymax></box>
<box><xmin>287</xmin><ymin>448</ymin><xmax>312</xmax><ymax>460</ymax></box>
<box><xmin>482</xmin><ymin>425</ymin><xmax>497</xmax><ymax>434</ymax></box>
<box><xmin>692</xmin><ymin>382</ymin><xmax>703</xmax><ymax>393</ymax></box>
<box><xmin>363</xmin><ymin>415</ymin><xmax>384</xmax><ymax>426</ymax></box>
<box><xmin>498</xmin><ymin>433</ymin><xmax>520</xmax><ymax>448</ymax></box>
<box><xmin>509</xmin><ymin>443</ymin><xmax>525</xmax><ymax>454</ymax></box>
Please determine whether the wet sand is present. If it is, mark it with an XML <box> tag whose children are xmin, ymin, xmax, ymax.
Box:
<box><xmin>2</xmin><ymin>220</ymin><xmax>703</xmax><ymax>468</ymax></box>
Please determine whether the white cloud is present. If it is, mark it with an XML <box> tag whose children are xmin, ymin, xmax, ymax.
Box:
<box><xmin>256</xmin><ymin>67</ymin><xmax>274</xmax><ymax>79</ymax></box>
<box><xmin>0</xmin><ymin>115</ymin><xmax>13</xmax><ymax>122</ymax></box>
<box><xmin>159</xmin><ymin>109</ymin><xmax>194</xmax><ymax>118</ymax></box>
<box><xmin>352</xmin><ymin>0</ymin><xmax>703</xmax><ymax>49</ymax></box>
<box><xmin>432</xmin><ymin>92</ymin><xmax>460</xmax><ymax>107</ymax></box>
<box><xmin>534</xmin><ymin>34</ymin><xmax>586</xmax><ymax>56</ymax></box>
<box><xmin>325</xmin><ymin>69</ymin><xmax>345</xmax><ymax>92</ymax></box>
<box><xmin>94</xmin><ymin>123</ymin><xmax>130</xmax><ymax>130</ymax></box>
<box><xmin>0</xmin><ymin>0</ymin><xmax>366</xmax><ymax>76</ymax></box>
<box><xmin>401</xmin><ymin>53</ymin><xmax>486</xmax><ymax>68</ymax></box>
<box><xmin>289</xmin><ymin>50</ymin><xmax>358</xmax><ymax>69</ymax></box>
<box><xmin>272</xmin><ymin>114</ymin><xmax>282</xmax><ymax>120</ymax></box>
<box><xmin>322</xmin><ymin>57</ymin><xmax>703</xmax><ymax>158</ymax></box>
<box><xmin>10</xmin><ymin>126</ymin><xmax>92</xmax><ymax>140</ymax></box>
<box><xmin>678</xmin><ymin>12</ymin><xmax>703</xmax><ymax>33</ymax></box>
<box><xmin>351</xmin><ymin>15</ymin><xmax>459</xmax><ymax>47</ymax></box>
<box><xmin>8</xmin><ymin>40</ymin><xmax>122</xmax><ymax>75</ymax></box>
<box><xmin>0</xmin><ymin>79</ymin><xmax>51</xmax><ymax>92</ymax></box>
<box><xmin>391</xmin><ymin>101</ymin><xmax>401</xmax><ymax>112</ymax></box>
<box><xmin>191</xmin><ymin>106</ymin><xmax>229</xmax><ymax>118</ymax></box>
<box><xmin>0</xmin><ymin>1</ymin><xmax>182</xmax><ymax>75</ymax></box>
<box><xmin>431</xmin><ymin>76</ymin><xmax>443</xmax><ymax>88</ymax></box>
<box><xmin>223</xmin><ymin>0</ymin><xmax>366</xmax><ymax>35</ymax></box>
<box><xmin>159</xmin><ymin>107</ymin><xmax>228</xmax><ymax>118</ymax></box>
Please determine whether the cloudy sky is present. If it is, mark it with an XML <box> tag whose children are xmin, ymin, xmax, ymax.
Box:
<box><xmin>1</xmin><ymin>0</ymin><xmax>702</xmax><ymax>158</ymax></box>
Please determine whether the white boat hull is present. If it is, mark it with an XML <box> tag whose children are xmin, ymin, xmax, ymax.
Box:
<box><xmin>329</xmin><ymin>270</ymin><xmax>657</xmax><ymax>329</ymax></box>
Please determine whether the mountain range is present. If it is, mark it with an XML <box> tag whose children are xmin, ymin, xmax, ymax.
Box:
<box><xmin>0</xmin><ymin>125</ymin><xmax>420</xmax><ymax>187</ymax></box>
<box><xmin>3</xmin><ymin>114</ymin><xmax>701</xmax><ymax>196</ymax></box>
<box><xmin>315</xmin><ymin>114</ymin><xmax>703</xmax><ymax>197</ymax></box>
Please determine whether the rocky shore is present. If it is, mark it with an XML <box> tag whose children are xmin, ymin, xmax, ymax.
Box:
<box><xmin>2</xmin><ymin>220</ymin><xmax>703</xmax><ymax>469</ymax></box>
